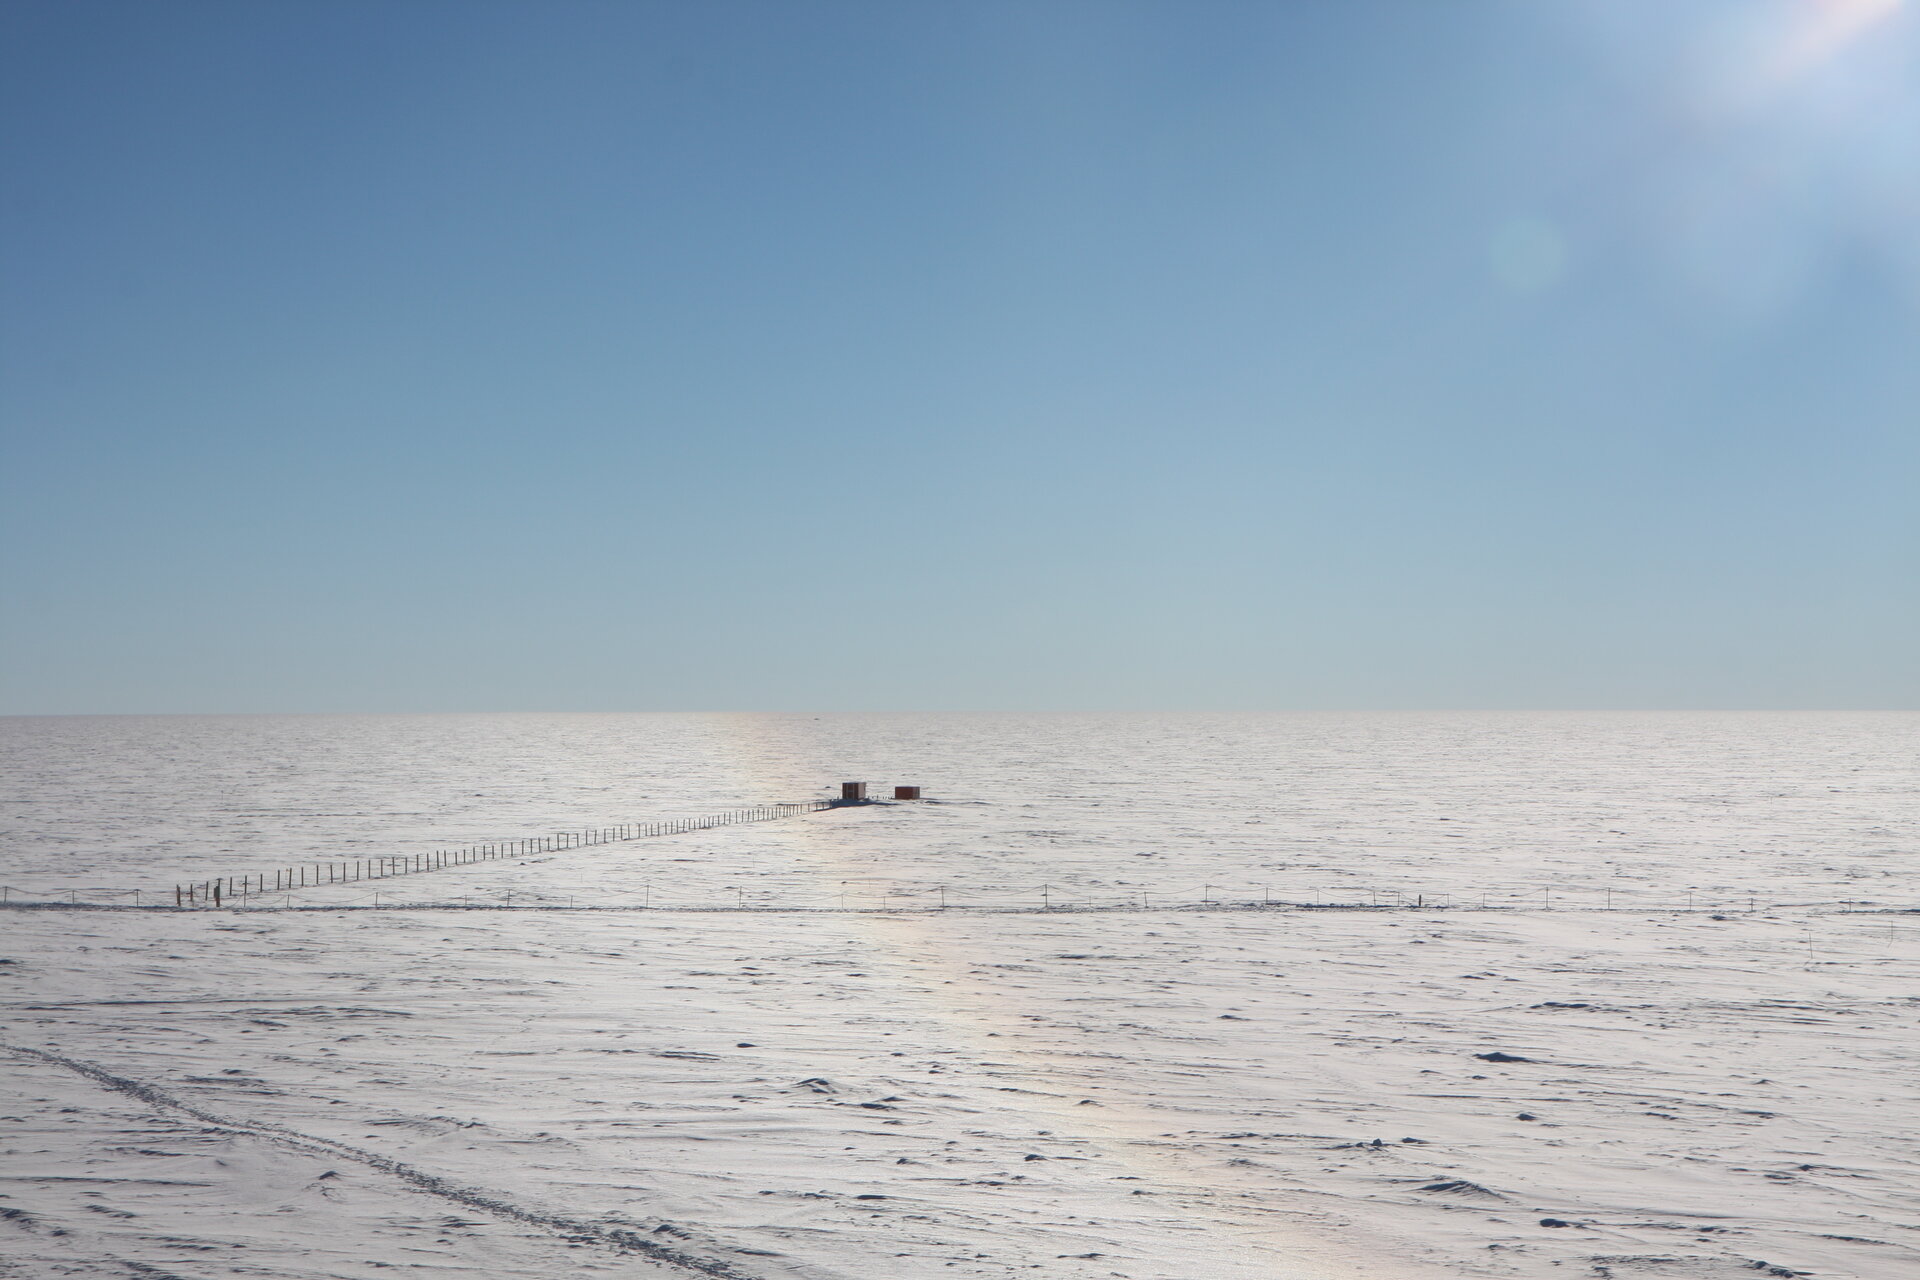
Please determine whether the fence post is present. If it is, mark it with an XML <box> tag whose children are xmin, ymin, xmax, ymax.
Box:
<box><xmin>88</xmin><ymin>799</ymin><xmax>829</xmax><ymax>914</ymax></box>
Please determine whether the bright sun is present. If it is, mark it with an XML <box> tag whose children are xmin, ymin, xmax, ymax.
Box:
<box><xmin>1770</xmin><ymin>0</ymin><xmax>1907</xmax><ymax>84</ymax></box>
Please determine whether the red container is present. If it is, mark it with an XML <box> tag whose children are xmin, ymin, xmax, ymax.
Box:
<box><xmin>893</xmin><ymin>785</ymin><xmax>922</xmax><ymax>800</ymax></box>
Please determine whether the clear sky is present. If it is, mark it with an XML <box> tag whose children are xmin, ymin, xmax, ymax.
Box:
<box><xmin>2</xmin><ymin>0</ymin><xmax>1915</xmax><ymax>713</ymax></box>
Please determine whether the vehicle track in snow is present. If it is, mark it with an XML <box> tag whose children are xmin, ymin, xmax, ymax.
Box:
<box><xmin>0</xmin><ymin>1038</ymin><xmax>769</xmax><ymax>1280</ymax></box>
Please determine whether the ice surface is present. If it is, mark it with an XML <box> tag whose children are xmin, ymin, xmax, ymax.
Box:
<box><xmin>1</xmin><ymin>712</ymin><xmax>1916</xmax><ymax>1278</ymax></box>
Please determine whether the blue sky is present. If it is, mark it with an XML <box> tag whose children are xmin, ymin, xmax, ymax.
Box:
<box><xmin>3</xmin><ymin>0</ymin><xmax>1915</xmax><ymax>712</ymax></box>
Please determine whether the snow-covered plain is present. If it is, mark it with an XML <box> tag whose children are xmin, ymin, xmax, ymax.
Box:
<box><xmin>2</xmin><ymin>712</ymin><xmax>1916</xmax><ymax>1278</ymax></box>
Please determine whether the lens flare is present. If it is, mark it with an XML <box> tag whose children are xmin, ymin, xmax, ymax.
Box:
<box><xmin>1777</xmin><ymin>0</ymin><xmax>1905</xmax><ymax>76</ymax></box>
<box><xmin>1553</xmin><ymin>0</ymin><xmax>1920</xmax><ymax>314</ymax></box>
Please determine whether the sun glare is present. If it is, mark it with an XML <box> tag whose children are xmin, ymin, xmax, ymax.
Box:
<box><xmin>1555</xmin><ymin>0</ymin><xmax>1920</xmax><ymax>313</ymax></box>
<box><xmin>1765</xmin><ymin>0</ymin><xmax>1907</xmax><ymax>88</ymax></box>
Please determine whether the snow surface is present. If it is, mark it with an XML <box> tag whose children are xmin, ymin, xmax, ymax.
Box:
<box><xmin>1</xmin><ymin>712</ymin><xmax>1916</xmax><ymax>1278</ymax></box>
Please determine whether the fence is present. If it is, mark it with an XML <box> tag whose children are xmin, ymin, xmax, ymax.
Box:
<box><xmin>1</xmin><ymin>792</ymin><xmax>1910</xmax><ymax>915</ymax></box>
<box><xmin>218</xmin><ymin>880</ymin><xmax>1912</xmax><ymax>914</ymax></box>
<box><xmin>6</xmin><ymin>878</ymin><xmax>1910</xmax><ymax>915</ymax></box>
<box><xmin>0</xmin><ymin>799</ymin><xmax>847</xmax><ymax>910</ymax></box>
<box><xmin>156</xmin><ymin>799</ymin><xmax>846</xmax><ymax>908</ymax></box>
<box><xmin>213</xmin><ymin>890</ymin><xmax>1914</xmax><ymax>914</ymax></box>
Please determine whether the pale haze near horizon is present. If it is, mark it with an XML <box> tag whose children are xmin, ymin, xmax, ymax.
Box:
<box><xmin>2</xmin><ymin>0</ymin><xmax>1916</xmax><ymax>714</ymax></box>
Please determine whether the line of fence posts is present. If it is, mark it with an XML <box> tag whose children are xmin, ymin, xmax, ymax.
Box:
<box><xmin>7</xmin><ymin>876</ymin><xmax>1916</xmax><ymax>914</ymax></box>
<box><xmin>834</xmin><ymin>885</ymin><xmax>1887</xmax><ymax>914</ymax></box>
<box><xmin>14</xmin><ymin>788</ymin><xmax>1899</xmax><ymax>914</ymax></box>
<box><xmin>170</xmin><ymin>799</ymin><xmax>835</xmax><ymax>908</ymax></box>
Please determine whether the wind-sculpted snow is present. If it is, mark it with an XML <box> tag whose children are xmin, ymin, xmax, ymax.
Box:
<box><xmin>0</xmin><ymin>1039</ymin><xmax>765</xmax><ymax>1277</ymax></box>
<box><xmin>0</xmin><ymin>713</ymin><xmax>1916</xmax><ymax>1277</ymax></box>
<box><xmin>1</xmin><ymin>712</ymin><xmax>1914</xmax><ymax>908</ymax></box>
